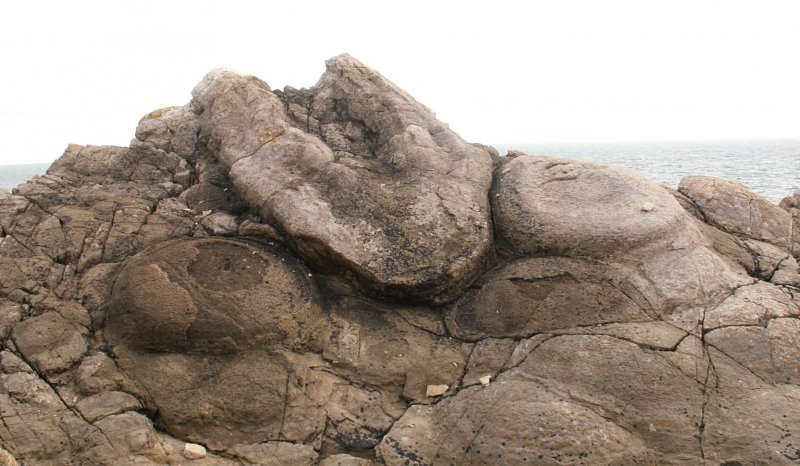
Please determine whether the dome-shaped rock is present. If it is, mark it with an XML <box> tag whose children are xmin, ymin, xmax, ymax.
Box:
<box><xmin>493</xmin><ymin>155</ymin><xmax>688</xmax><ymax>257</ymax></box>
<box><xmin>106</xmin><ymin>237</ymin><xmax>325</xmax><ymax>353</ymax></box>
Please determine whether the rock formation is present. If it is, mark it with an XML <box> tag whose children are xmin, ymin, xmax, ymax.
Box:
<box><xmin>1</xmin><ymin>54</ymin><xmax>800</xmax><ymax>465</ymax></box>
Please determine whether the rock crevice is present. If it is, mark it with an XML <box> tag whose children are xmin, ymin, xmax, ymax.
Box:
<box><xmin>1</xmin><ymin>55</ymin><xmax>799</xmax><ymax>465</ymax></box>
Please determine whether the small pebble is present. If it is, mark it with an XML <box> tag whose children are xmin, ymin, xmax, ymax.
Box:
<box><xmin>479</xmin><ymin>375</ymin><xmax>492</xmax><ymax>386</ymax></box>
<box><xmin>183</xmin><ymin>443</ymin><xmax>207</xmax><ymax>460</ymax></box>
<box><xmin>426</xmin><ymin>384</ymin><xmax>449</xmax><ymax>397</ymax></box>
<box><xmin>641</xmin><ymin>202</ymin><xmax>655</xmax><ymax>212</ymax></box>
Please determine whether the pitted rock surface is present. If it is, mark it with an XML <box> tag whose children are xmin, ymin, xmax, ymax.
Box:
<box><xmin>0</xmin><ymin>56</ymin><xmax>799</xmax><ymax>465</ymax></box>
<box><xmin>106</xmin><ymin>237</ymin><xmax>326</xmax><ymax>353</ymax></box>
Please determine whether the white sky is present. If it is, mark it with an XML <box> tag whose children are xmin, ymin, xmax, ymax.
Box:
<box><xmin>1</xmin><ymin>0</ymin><xmax>799</xmax><ymax>164</ymax></box>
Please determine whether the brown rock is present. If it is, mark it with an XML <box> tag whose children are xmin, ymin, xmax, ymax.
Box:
<box><xmin>229</xmin><ymin>441</ymin><xmax>319</xmax><ymax>465</ymax></box>
<box><xmin>11</xmin><ymin>312</ymin><xmax>87</xmax><ymax>374</ymax></box>
<box><xmin>779</xmin><ymin>189</ymin><xmax>800</xmax><ymax>255</ymax></box>
<box><xmin>493</xmin><ymin>155</ymin><xmax>688</xmax><ymax>257</ymax></box>
<box><xmin>75</xmin><ymin>391</ymin><xmax>142</xmax><ymax>423</ymax></box>
<box><xmin>192</xmin><ymin>56</ymin><xmax>494</xmax><ymax>303</ymax></box>
<box><xmin>0</xmin><ymin>55</ymin><xmax>798</xmax><ymax>466</ymax></box>
<box><xmin>679</xmin><ymin>176</ymin><xmax>792</xmax><ymax>249</ymax></box>
<box><xmin>135</xmin><ymin>105</ymin><xmax>200</xmax><ymax>160</ymax></box>
<box><xmin>379</xmin><ymin>377</ymin><xmax>657</xmax><ymax>465</ymax></box>
<box><xmin>106</xmin><ymin>238</ymin><xmax>326</xmax><ymax>353</ymax></box>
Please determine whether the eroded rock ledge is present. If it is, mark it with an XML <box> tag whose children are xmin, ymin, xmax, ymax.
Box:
<box><xmin>1</xmin><ymin>55</ymin><xmax>800</xmax><ymax>465</ymax></box>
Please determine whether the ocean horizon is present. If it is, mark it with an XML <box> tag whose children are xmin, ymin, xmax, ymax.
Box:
<box><xmin>2</xmin><ymin>138</ymin><xmax>799</xmax><ymax>203</ymax></box>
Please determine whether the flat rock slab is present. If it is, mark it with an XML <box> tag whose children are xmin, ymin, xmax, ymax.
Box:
<box><xmin>378</xmin><ymin>379</ymin><xmax>657</xmax><ymax>465</ymax></box>
<box><xmin>11</xmin><ymin>311</ymin><xmax>88</xmax><ymax>375</ymax></box>
<box><xmin>192</xmin><ymin>55</ymin><xmax>494</xmax><ymax>303</ymax></box>
<box><xmin>445</xmin><ymin>256</ymin><xmax>651</xmax><ymax>339</ymax></box>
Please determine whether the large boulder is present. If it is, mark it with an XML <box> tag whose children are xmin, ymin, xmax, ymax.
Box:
<box><xmin>1</xmin><ymin>55</ymin><xmax>799</xmax><ymax>466</ymax></box>
<box><xmin>493</xmin><ymin>155</ymin><xmax>689</xmax><ymax>257</ymax></box>
<box><xmin>679</xmin><ymin>176</ymin><xmax>792</xmax><ymax>250</ymax></box>
<box><xmin>191</xmin><ymin>55</ymin><xmax>495</xmax><ymax>303</ymax></box>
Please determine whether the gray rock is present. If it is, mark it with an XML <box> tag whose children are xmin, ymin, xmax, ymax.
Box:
<box><xmin>11</xmin><ymin>312</ymin><xmax>88</xmax><ymax>374</ymax></box>
<box><xmin>134</xmin><ymin>105</ymin><xmax>200</xmax><ymax>161</ymax></box>
<box><xmin>493</xmin><ymin>155</ymin><xmax>688</xmax><ymax>257</ymax></box>
<box><xmin>706</xmin><ymin>317</ymin><xmax>800</xmax><ymax>384</ymax></box>
<box><xmin>192</xmin><ymin>56</ymin><xmax>495</xmax><ymax>303</ymax></box>
<box><xmin>200</xmin><ymin>211</ymin><xmax>238</xmax><ymax>236</ymax></box>
<box><xmin>679</xmin><ymin>176</ymin><xmax>792</xmax><ymax>250</ymax></box>
<box><xmin>0</xmin><ymin>55</ymin><xmax>798</xmax><ymax>466</ymax></box>
<box><xmin>74</xmin><ymin>352</ymin><xmax>133</xmax><ymax>396</ymax></box>
<box><xmin>701</xmin><ymin>347</ymin><xmax>800</xmax><ymax>464</ymax></box>
<box><xmin>445</xmin><ymin>257</ymin><xmax>651</xmax><ymax>339</ymax></box>
<box><xmin>229</xmin><ymin>442</ymin><xmax>319</xmax><ymax>465</ymax></box>
<box><xmin>462</xmin><ymin>338</ymin><xmax>515</xmax><ymax>386</ymax></box>
<box><xmin>520</xmin><ymin>335</ymin><xmax>705</xmax><ymax>463</ymax></box>
<box><xmin>0</xmin><ymin>301</ymin><xmax>22</xmax><ymax>341</ymax></box>
<box><xmin>378</xmin><ymin>376</ymin><xmax>657</xmax><ymax>465</ymax></box>
<box><xmin>704</xmin><ymin>281</ymin><xmax>798</xmax><ymax>331</ymax></box>
<box><xmin>179</xmin><ymin>182</ymin><xmax>241</xmax><ymax>213</ymax></box>
<box><xmin>75</xmin><ymin>391</ymin><xmax>142</xmax><ymax>423</ymax></box>
<box><xmin>779</xmin><ymin>189</ymin><xmax>800</xmax><ymax>256</ymax></box>
<box><xmin>319</xmin><ymin>454</ymin><xmax>373</xmax><ymax>466</ymax></box>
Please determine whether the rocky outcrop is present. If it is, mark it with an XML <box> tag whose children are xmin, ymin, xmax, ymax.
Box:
<box><xmin>191</xmin><ymin>56</ymin><xmax>495</xmax><ymax>304</ymax></box>
<box><xmin>679</xmin><ymin>176</ymin><xmax>793</xmax><ymax>250</ymax></box>
<box><xmin>1</xmin><ymin>55</ymin><xmax>799</xmax><ymax>465</ymax></box>
<box><xmin>779</xmin><ymin>189</ymin><xmax>800</xmax><ymax>256</ymax></box>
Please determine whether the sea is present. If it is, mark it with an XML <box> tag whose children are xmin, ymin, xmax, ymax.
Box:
<box><xmin>1</xmin><ymin>139</ymin><xmax>799</xmax><ymax>203</ymax></box>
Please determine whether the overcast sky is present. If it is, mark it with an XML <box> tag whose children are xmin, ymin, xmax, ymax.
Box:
<box><xmin>1</xmin><ymin>0</ymin><xmax>799</xmax><ymax>164</ymax></box>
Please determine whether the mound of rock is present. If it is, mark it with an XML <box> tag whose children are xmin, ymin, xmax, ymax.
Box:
<box><xmin>191</xmin><ymin>55</ymin><xmax>495</xmax><ymax>304</ymax></box>
<box><xmin>1</xmin><ymin>55</ymin><xmax>799</xmax><ymax>465</ymax></box>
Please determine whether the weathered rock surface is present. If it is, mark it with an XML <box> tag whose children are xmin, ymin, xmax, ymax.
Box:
<box><xmin>779</xmin><ymin>189</ymin><xmax>800</xmax><ymax>256</ymax></box>
<box><xmin>493</xmin><ymin>155</ymin><xmax>689</xmax><ymax>257</ymax></box>
<box><xmin>1</xmin><ymin>55</ymin><xmax>798</xmax><ymax>465</ymax></box>
<box><xmin>679</xmin><ymin>176</ymin><xmax>792</xmax><ymax>249</ymax></box>
<box><xmin>192</xmin><ymin>55</ymin><xmax>495</xmax><ymax>303</ymax></box>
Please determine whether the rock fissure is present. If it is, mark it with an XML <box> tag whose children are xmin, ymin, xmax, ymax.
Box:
<box><xmin>2</xmin><ymin>55</ymin><xmax>798</xmax><ymax>465</ymax></box>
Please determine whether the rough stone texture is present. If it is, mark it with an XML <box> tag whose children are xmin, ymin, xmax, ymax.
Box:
<box><xmin>229</xmin><ymin>442</ymin><xmax>319</xmax><ymax>465</ymax></box>
<box><xmin>379</xmin><ymin>376</ymin><xmax>658</xmax><ymax>465</ymax></box>
<box><xmin>319</xmin><ymin>454</ymin><xmax>373</xmax><ymax>466</ymax></box>
<box><xmin>200</xmin><ymin>211</ymin><xmax>238</xmax><ymax>235</ymax></box>
<box><xmin>493</xmin><ymin>155</ymin><xmax>689</xmax><ymax>257</ymax></box>
<box><xmin>11</xmin><ymin>311</ymin><xmax>88</xmax><ymax>374</ymax></box>
<box><xmin>183</xmin><ymin>443</ymin><xmax>207</xmax><ymax>460</ymax></box>
<box><xmin>0</xmin><ymin>446</ymin><xmax>18</xmax><ymax>466</ymax></box>
<box><xmin>1</xmin><ymin>56</ymin><xmax>798</xmax><ymax>465</ymax></box>
<box><xmin>779</xmin><ymin>189</ymin><xmax>800</xmax><ymax>256</ymax></box>
<box><xmin>192</xmin><ymin>55</ymin><xmax>495</xmax><ymax>303</ymax></box>
<box><xmin>106</xmin><ymin>237</ymin><xmax>327</xmax><ymax>353</ymax></box>
<box><xmin>75</xmin><ymin>390</ymin><xmax>142</xmax><ymax>423</ymax></box>
<box><xmin>680</xmin><ymin>176</ymin><xmax>792</xmax><ymax>249</ymax></box>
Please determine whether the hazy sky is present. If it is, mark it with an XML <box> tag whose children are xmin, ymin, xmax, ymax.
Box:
<box><xmin>1</xmin><ymin>0</ymin><xmax>799</xmax><ymax>164</ymax></box>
